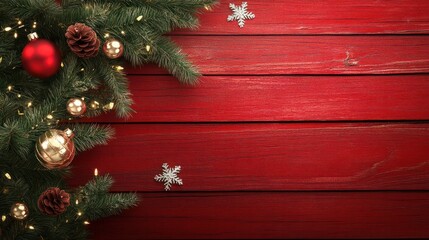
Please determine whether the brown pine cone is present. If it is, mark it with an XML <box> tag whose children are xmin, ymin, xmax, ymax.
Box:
<box><xmin>65</xmin><ymin>23</ymin><xmax>100</xmax><ymax>58</ymax></box>
<box><xmin>38</xmin><ymin>187</ymin><xmax>71</xmax><ymax>216</ymax></box>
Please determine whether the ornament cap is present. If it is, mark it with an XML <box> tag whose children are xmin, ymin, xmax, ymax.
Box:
<box><xmin>64</xmin><ymin>128</ymin><xmax>74</xmax><ymax>139</ymax></box>
<box><xmin>27</xmin><ymin>32</ymin><xmax>39</xmax><ymax>41</ymax></box>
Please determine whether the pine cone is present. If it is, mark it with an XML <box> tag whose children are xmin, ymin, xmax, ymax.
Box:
<box><xmin>65</xmin><ymin>23</ymin><xmax>100</xmax><ymax>58</ymax></box>
<box><xmin>38</xmin><ymin>187</ymin><xmax>71</xmax><ymax>216</ymax></box>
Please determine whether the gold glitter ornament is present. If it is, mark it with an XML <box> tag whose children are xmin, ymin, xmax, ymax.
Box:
<box><xmin>10</xmin><ymin>202</ymin><xmax>29</xmax><ymax>220</ymax></box>
<box><xmin>102</xmin><ymin>38</ymin><xmax>124</xmax><ymax>59</ymax></box>
<box><xmin>66</xmin><ymin>98</ymin><xmax>87</xmax><ymax>116</ymax></box>
<box><xmin>35</xmin><ymin>129</ymin><xmax>75</xmax><ymax>169</ymax></box>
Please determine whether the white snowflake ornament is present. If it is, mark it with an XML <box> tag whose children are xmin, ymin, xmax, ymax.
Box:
<box><xmin>227</xmin><ymin>2</ymin><xmax>255</xmax><ymax>28</ymax></box>
<box><xmin>154</xmin><ymin>163</ymin><xmax>183</xmax><ymax>191</ymax></box>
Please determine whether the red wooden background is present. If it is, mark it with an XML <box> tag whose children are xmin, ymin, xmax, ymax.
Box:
<box><xmin>69</xmin><ymin>1</ymin><xmax>429</xmax><ymax>239</ymax></box>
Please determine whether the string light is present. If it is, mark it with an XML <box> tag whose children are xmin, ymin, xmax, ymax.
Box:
<box><xmin>7</xmin><ymin>85</ymin><xmax>13</xmax><ymax>91</ymax></box>
<box><xmin>121</xmin><ymin>30</ymin><xmax>126</xmax><ymax>35</ymax></box>
<box><xmin>146</xmin><ymin>45</ymin><xmax>151</xmax><ymax>52</ymax></box>
<box><xmin>104</xmin><ymin>33</ymin><xmax>110</xmax><ymax>38</ymax></box>
<box><xmin>77</xmin><ymin>212</ymin><xmax>82</xmax><ymax>216</ymax></box>
<box><xmin>75</xmin><ymin>199</ymin><xmax>79</xmax><ymax>205</ymax></box>
<box><xmin>115</xmin><ymin>66</ymin><xmax>124</xmax><ymax>71</ymax></box>
<box><xmin>28</xmin><ymin>225</ymin><xmax>35</xmax><ymax>230</ymax></box>
<box><xmin>94</xmin><ymin>168</ymin><xmax>99</xmax><ymax>176</ymax></box>
<box><xmin>83</xmin><ymin>221</ymin><xmax>90</xmax><ymax>225</ymax></box>
<box><xmin>27</xmin><ymin>101</ymin><xmax>33</xmax><ymax>108</ymax></box>
<box><xmin>136</xmin><ymin>15</ymin><xmax>143</xmax><ymax>21</ymax></box>
<box><xmin>4</xmin><ymin>173</ymin><xmax>12</xmax><ymax>180</ymax></box>
<box><xmin>14</xmin><ymin>32</ymin><xmax>18</xmax><ymax>38</ymax></box>
<box><xmin>2</xmin><ymin>215</ymin><xmax>6</xmax><ymax>222</ymax></box>
<box><xmin>1</xmin><ymin>20</ymin><xmax>25</xmax><ymax>34</ymax></box>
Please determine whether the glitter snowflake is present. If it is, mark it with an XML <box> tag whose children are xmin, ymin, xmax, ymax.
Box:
<box><xmin>154</xmin><ymin>163</ymin><xmax>183</xmax><ymax>191</ymax></box>
<box><xmin>227</xmin><ymin>2</ymin><xmax>255</xmax><ymax>28</ymax></box>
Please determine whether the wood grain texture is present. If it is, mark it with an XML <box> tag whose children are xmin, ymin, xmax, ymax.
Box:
<box><xmin>69</xmin><ymin>123</ymin><xmax>429</xmax><ymax>191</ymax></box>
<box><xmin>88</xmin><ymin>75</ymin><xmax>429</xmax><ymax>122</ymax></box>
<box><xmin>127</xmin><ymin>36</ymin><xmax>429</xmax><ymax>75</ymax></box>
<box><xmin>69</xmin><ymin>1</ymin><xmax>429</xmax><ymax>238</ymax></box>
<box><xmin>173</xmin><ymin>0</ymin><xmax>429</xmax><ymax>35</ymax></box>
<box><xmin>90</xmin><ymin>192</ymin><xmax>429</xmax><ymax>239</ymax></box>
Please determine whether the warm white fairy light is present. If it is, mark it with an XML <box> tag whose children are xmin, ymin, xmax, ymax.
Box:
<box><xmin>75</xmin><ymin>199</ymin><xmax>79</xmax><ymax>205</ymax></box>
<box><xmin>17</xmin><ymin>20</ymin><xmax>22</xmax><ymax>25</ymax></box>
<box><xmin>14</xmin><ymin>32</ymin><xmax>18</xmax><ymax>38</ymax></box>
<box><xmin>146</xmin><ymin>45</ymin><xmax>151</xmax><ymax>52</ymax></box>
<box><xmin>1</xmin><ymin>215</ymin><xmax>6</xmax><ymax>222</ymax></box>
<box><xmin>28</xmin><ymin>225</ymin><xmax>35</xmax><ymax>230</ymax></box>
<box><xmin>7</xmin><ymin>85</ymin><xmax>13</xmax><ymax>91</ymax></box>
<box><xmin>77</xmin><ymin>211</ymin><xmax>82</xmax><ymax>216</ymax></box>
<box><xmin>104</xmin><ymin>33</ymin><xmax>110</xmax><ymax>38</ymax></box>
<box><xmin>136</xmin><ymin>15</ymin><xmax>143</xmax><ymax>21</ymax></box>
<box><xmin>121</xmin><ymin>30</ymin><xmax>126</xmax><ymax>35</ymax></box>
<box><xmin>46</xmin><ymin>114</ymin><xmax>53</xmax><ymax>120</ymax></box>
<box><xmin>115</xmin><ymin>66</ymin><xmax>124</xmax><ymax>71</ymax></box>
<box><xmin>4</xmin><ymin>27</ymin><xmax>12</xmax><ymax>32</ymax></box>
<box><xmin>27</xmin><ymin>101</ymin><xmax>33</xmax><ymax>108</ymax></box>
<box><xmin>4</xmin><ymin>173</ymin><xmax>12</xmax><ymax>180</ymax></box>
<box><xmin>17</xmin><ymin>94</ymin><xmax>21</xmax><ymax>98</ymax></box>
<box><xmin>83</xmin><ymin>221</ymin><xmax>90</xmax><ymax>225</ymax></box>
<box><xmin>94</xmin><ymin>168</ymin><xmax>99</xmax><ymax>176</ymax></box>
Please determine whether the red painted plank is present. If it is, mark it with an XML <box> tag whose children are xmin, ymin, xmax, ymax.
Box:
<box><xmin>127</xmin><ymin>36</ymin><xmax>429</xmax><ymax>75</ymax></box>
<box><xmin>87</xmin><ymin>75</ymin><xmax>429</xmax><ymax>122</ymax></box>
<box><xmin>69</xmin><ymin>123</ymin><xmax>429</xmax><ymax>191</ymax></box>
<box><xmin>174</xmin><ymin>0</ymin><xmax>429</xmax><ymax>35</ymax></box>
<box><xmin>90</xmin><ymin>192</ymin><xmax>429</xmax><ymax>239</ymax></box>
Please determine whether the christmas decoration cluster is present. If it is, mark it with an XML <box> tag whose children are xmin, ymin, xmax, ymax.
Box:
<box><xmin>0</xmin><ymin>0</ymin><xmax>216</xmax><ymax>239</ymax></box>
<box><xmin>23</xmin><ymin>23</ymin><xmax>124</xmax><ymax>79</ymax></box>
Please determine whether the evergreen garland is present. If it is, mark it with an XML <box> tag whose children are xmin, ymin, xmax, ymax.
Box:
<box><xmin>0</xmin><ymin>0</ymin><xmax>216</xmax><ymax>239</ymax></box>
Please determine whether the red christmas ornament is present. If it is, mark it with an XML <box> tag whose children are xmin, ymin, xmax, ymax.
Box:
<box><xmin>21</xmin><ymin>33</ymin><xmax>61</xmax><ymax>79</ymax></box>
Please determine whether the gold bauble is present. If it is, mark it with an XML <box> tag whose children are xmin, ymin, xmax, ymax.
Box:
<box><xmin>89</xmin><ymin>100</ymin><xmax>100</xmax><ymax>110</ymax></box>
<box><xmin>35</xmin><ymin>129</ymin><xmax>75</xmax><ymax>169</ymax></box>
<box><xmin>102</xmin><ymin>38</ymin><xmax>124</xmax><ymax>59</ymax></box>
<box><xmin>10</xmin><ymin>202</ymin><xmax>29</xmax><ymax>220</ymax></box>
<box><xmin>67</xmin><ymin>98</ymin><xmax>87</xmax><ymax>116</ymax></box>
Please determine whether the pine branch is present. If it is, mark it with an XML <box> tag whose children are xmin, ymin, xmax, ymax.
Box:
<box><xmin>80</xmin><ymin>175</ymin><xmax>139</xmax><ymax>221</ymax></box>
<box><xmin>150</xmin><ymin>36</ymin><xmax>201</xmax><ymax>85</ymax></box>
<box><xmin>71</xmin><ymin>124</ymin><xmax>114</xmax><ymax>152</ymax></box>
